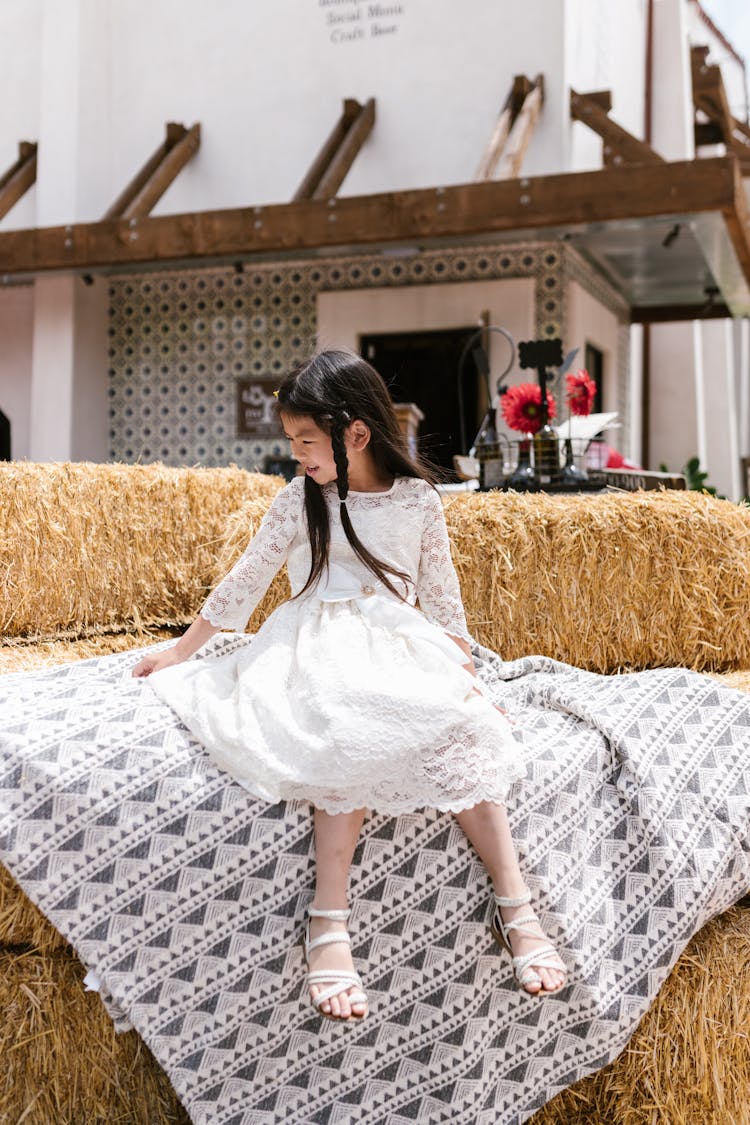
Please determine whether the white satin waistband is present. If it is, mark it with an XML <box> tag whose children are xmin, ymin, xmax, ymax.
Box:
<box><xmin>308</xmin><ymin>566</ymin><xmax>487</xmax><ymax>697</ymax></box>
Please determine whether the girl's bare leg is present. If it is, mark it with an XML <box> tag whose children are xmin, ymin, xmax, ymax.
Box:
<box><xmin>309</xmin><ymin>806</ymin><xmax>368</xmax><ymax>1018</ymax></box>
<box><xmin>454</xmin><ymin>801</ymin><xmax>565</xmax><ymax>993</ymax></box>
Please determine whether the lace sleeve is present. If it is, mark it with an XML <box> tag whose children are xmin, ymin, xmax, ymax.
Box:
<box><xmin>415</xmin><ymin>486</ymin><xmax>472</xmax><ymax>644</ymax></box>
<box><xmin>200</xmin><ymin>479</ymin><xmax>303</xmax><ymax>630</ymax></box>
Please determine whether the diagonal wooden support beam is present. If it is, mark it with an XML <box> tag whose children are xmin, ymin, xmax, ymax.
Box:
<box><xmin>571</xmin><ymin>89</ymin><xmax>663</xmax><ymax>166</ymax></box>
<box><xmin>691</xmin><ymin>45</ymin><xmax>750</xmax><ymax>173</ymax></box>
<box><xmin>293</xmin><ymin>98</ymin><xmax>376</xmax><ymax>201</ymax></box>
<box><xmin>475</xmin><ymin>75</ymin><xmax>533</xmax><ymax>180</ymax></box>
<box><xmin>102</xmin><ymin>122</ymin><xmax>201</xmax><ymax>221</ymax></box>
<box><xmin>0</xmin><ymin>142</ymin><xmax>37</xmax><ymax>221</ymax></box>
<box><xmin>493</xmin><ymin>75</ymin><xmax>544</xmax><ymax>180</ymax></box>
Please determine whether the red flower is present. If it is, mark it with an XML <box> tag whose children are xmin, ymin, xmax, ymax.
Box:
<box><xmin>500</xmin><ymin>383</ymin><xmax>556</xmax><ymax>435</ymax></box>
<box><xmin>566</xmin><ymin>369</ymin><xmax>597</xmax><ymax>416</ymax></box>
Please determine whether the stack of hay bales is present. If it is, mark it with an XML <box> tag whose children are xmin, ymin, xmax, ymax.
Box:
<box><xmin>1</xmin><ymin>463</ymin><xmax>749</xmax><ymax>1123</ymax></box>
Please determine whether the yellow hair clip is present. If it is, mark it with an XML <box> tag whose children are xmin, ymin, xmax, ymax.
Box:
<box><xmin>272</xmin><ymin>389</ymin><xmax>279</xmax><ymax>398</ymax></box>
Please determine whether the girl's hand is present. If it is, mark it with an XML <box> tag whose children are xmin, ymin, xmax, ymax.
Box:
<box><xmin>132</xmin><ymin>646</ymin><xmax>184</xmax><ymax>678</ymax></box>
<box><xmin>493</xmin><ymin>702</ymin><xmax>516</xmax><ymax>726</ymax></box>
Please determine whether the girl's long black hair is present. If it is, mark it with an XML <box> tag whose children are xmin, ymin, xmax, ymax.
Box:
<box><xmin>276</xmin><ymin>349</ymin><xmax>437</xmax><ymax>600</ymax></box>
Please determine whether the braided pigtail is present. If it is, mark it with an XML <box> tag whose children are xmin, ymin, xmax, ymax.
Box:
<box><xmin>276</xmin><ymin>348</ymin><xmax>438</xmax><ymax>601</ymax></box>
<box><xmin>331</xmin><ymin>407</ymin><xmax>412</xmax><ymax>601</ymax></box>
<box><xmin>330</xmin><ymin>409</ymin><xmax>351</xmax><ymax>505</ymax></box>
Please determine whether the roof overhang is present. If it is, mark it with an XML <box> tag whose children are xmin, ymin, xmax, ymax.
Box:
<box><xmin>1</xmin><ymin>155</ymin><xmax>748</xmax><ymax>318</ymax></box>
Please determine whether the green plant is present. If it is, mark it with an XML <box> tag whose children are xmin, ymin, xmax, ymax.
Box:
<box><xmin>658</xmin><ymin>456</ymin><xmax>723</xmax><ymax>498</ymax></box>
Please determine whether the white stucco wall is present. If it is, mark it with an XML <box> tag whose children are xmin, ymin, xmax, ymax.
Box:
<box><xmin>686</xmin><ymin>0</ymin><xmax>748</xmax><ymax>122</ymax></box>
<box><xmin>0</xmin><ymin>285</ymin><xmax>34</xmax><ymax>458</ymax></box>
<box><xmin>317</xmin><ymin>277</ymin><xmax>535</xmax><ymax>374</ymax></box>
<box><xmin>565</xmin><ymin>280</ymin><xmax>620</xmax><ymax>412</ymax></box>
<box><xmin>648</xmin><ymin>322</ymin><xmax>700</xmax><ymax>473</ymax></box>
<box><xmin>0</xmin><ymin>0</ymin><xmax>655</xmax><ymax>225</ymax></box>
<box><xmin>0</xmin><ymin>0</ymin><xmax>42</xmax><ymax>232</ymax></box>
<box><xmin>565</xmin><ymin>0</ymin><xmax>648</xmax><ymax>171</ymax></box>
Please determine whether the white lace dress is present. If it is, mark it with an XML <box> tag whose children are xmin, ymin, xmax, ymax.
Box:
<box><xmin>148</xmin><ymin>476</ymin><xmax>525</xmax><ymax>814</ymax></box>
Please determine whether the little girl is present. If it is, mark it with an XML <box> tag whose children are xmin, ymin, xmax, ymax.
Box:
<box><xmin>133</xmin><ymin>349</ymin><xmax>567</xmax><ymax>1020</ymax></box>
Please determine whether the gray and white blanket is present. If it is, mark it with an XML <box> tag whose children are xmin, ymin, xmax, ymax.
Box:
<box><xmin>1</xmin><ymin>635</ymin><xmax>748</xmax><ymax>1124</ymax></box>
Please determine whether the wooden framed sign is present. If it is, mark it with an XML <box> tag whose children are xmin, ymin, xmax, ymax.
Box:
<box><xmin>236</xmin><ymin>378</ymin><xmax>280</xmax><ymax>437</ymax></box>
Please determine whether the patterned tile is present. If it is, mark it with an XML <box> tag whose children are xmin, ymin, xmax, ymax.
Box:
<box><xmin>108</xmin><ymin>244</ymin><xmax>580</xmax><ymax>469</ymax></box>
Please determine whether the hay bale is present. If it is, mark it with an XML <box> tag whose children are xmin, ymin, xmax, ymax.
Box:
<box><xmin>210</xmin><ymin>496</ymin><xmax>292</xmax><ymax>632</ymax></box>
<box><xmin>531</xmin><ymin>904</ymin><xmax>750</xmax><ymax>1125</ymax></box>
<box><xmin>212</xmin><ymin>488</ymin><xmax>750</xmax><ymax>673</ymax></box>
<box><xmin>0</xmin><ymin>948</ymin><xmax>188</xmax><ymax>1124</ymax></box>
<box><xmin>0</xmin><ymin>462</ymin><xmax>283</xmax><ymax>641</ymax></box>
<box><xmin>0</xmin><ymin>627</ymin><xmax>181</xmax><ymax>675</ymax></box>
<box><xmin>0</xmin><ymin>909</ymin><xmax>746</xmax><ymax>1124</ymax></box>
<box><xmin>443</xmin><ymin>489</ymin><xmax>750</xmax><ymax>672</ymax></box>
<box><xmin>0</xmin><ymin>864</ymin><xmax>66</xmax><ymax>952</ymax></box>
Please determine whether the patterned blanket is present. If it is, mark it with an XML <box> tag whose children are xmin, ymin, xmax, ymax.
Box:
<box><xmin>1</xmin><ymin>635</ymin><xmax>749</xmax><ymax>1124</ymax></box>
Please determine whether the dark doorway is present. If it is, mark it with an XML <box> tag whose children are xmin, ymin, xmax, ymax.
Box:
<box><xmin>584</xmin><ymin>343</ymin><xmax>604</xmax><ymax>415</ymax></box>
<box><xmin>360</xmin><ymin>327</ymin><xmax>481</xmax><ymax>476</ymax></box>
<box><xmin>0</xmin><ymin>410</ymin><xmax>10</xmax><ymax>461</ymax></box>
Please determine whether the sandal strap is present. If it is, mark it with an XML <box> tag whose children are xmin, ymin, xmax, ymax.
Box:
<box><xmin>307</xmin><ymin>970</ymin><xmax>362</xmax><ymax>986</ymax></box>
<box><xmin>512</xmin><ymin>946</ymin><xmax>566</xmax><ymax>975</ymax></box>
<box><xmin>501</xmin><ymin>914</ymin><xmax>541</xmax><ymax>936</ymax></box>
<box><xmin>307</xmin><ymin>970</ymin><xmax>366</xmax><ymax>1009</ymax></box>
<box><xmin>494</xmin><ymin>892</ymin><xmax>531</xmax><ymax>908</ymax></box>
<box><xmin>312</xmin><ymin>986</ymin><xmax>368</xmax><ymax>1010</ymax></box>
<box><xmin>305</xmin><ymin>929</ymin><xmax>352</xmax><ymax>955</ymax></box>
<box><xmin>308</xmin><ymin>906</ymin><xmax>350</xmax><ymax>921</ymax></box>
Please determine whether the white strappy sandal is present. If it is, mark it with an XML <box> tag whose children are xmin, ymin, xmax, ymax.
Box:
<box><xmin>304</xmin><ymin>906</ymin><xmax>368</xmax><ymax>1021</ymax></box>
<box><xmin>490</xmin><ymin>891</ymin><xmax>567</xmax><ymax>995</ymax></box>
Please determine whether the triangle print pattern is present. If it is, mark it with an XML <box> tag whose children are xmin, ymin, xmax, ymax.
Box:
<box><xmin>0</xmin><ymin>635</ymin><xmax>748</xmax><ymax>1124</ymax></box>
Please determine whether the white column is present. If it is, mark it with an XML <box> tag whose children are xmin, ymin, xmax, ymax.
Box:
<box><xmin>647</xmin><ymin>0</ymin><xmax>700</xmax><ymax>472</ymax></box>
<box><xmin>28</xmin><ymin>0</ymin><xmax>112</xmax><ymax>462</ymax></box>
<box><xmin>737</xmin><ymin>318</ymin><xmax>750</xmax><ymax>458</ymax></box>
<box><xmin>29</xmin><ymin>276</ymin><xmax>109</xmax><ymax>463</ymax></box>
<box><xmin>649</xmin><ymin>322</ymin><xmax>699</xmax><ymax>472</ymax></box>
<box><xmin>29</xmin><ymin>278</ymin><xmax>76</xmax><ymax>461</ymax></box>
<box><xmin>692</xmin><ymin>319</ymin><xmax>708</xmax><ymax>470</ymax></box>
<box><xmin>699</xmin><ymin>319</ymin><xmax>741</xmax><ymax>499</ymax></box>
<box><xmin>0</xmin><ymin>285</ymin><xmax>35</xmax><ymax>459</ymax></box>
<box><xmin>628</xmin><ymin>324</ymin><xmax>643</xmax><ymax>465</ymax></box>
<box><xmin>651</xmin><ymin>0</ymin><xmax>695</xmax><ymax>161</ymax></box>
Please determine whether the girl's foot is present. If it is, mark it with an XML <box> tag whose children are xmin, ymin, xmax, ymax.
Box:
<box><xmin>490</xmin><ymin>890</ymin><xmax>567</xmax><ymax>995</ymax></box>
<box><xmin>304</xmin><ymin>906</ymin><xmax>368</xmax><ymax>1021</ymax></box>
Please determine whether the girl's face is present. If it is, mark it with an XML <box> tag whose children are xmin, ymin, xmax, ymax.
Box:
<box><xmin>280</xmin><ymin>413</ymin><xmax>338</xmax><ymax>484</ymax></box>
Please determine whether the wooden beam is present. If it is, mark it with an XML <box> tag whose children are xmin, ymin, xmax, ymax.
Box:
<box><xmin>0</xmin><ymin>142</ymin><xmax>37</xmax><ymax>221</ymax></box>
<box><xmin>293</xmin><ymin>98</ymin><xmax>376</xmax><ymax>201</ymax></box>
<box><xmin>691</xmin><ymin>45</ymin><xmax>750</xmax><ymax>171</ymax></box>
<box><xmin>495</xmin><ymin>75</ymin><xmax>544</xmax><ymax>179</ymax></box>
<box><xmin>475</xmin><ymin>75</ymin><xmax>532</xmax><ymax>181</ymax></box>
<box><xmin>722</xmin><ymin>154</ymin><xmax>750</xmax><ymax>291</ymax></box>
<box><xmin>692</xmin><ymin>46</ymin><xmax>733</xmax><ymax>135</ymax></box>
<box><xmin>571</xmin><ymin>89</ymin><xmax>663</xmax><ymax>166</ymax></box>
<box><xmin>0</xmin><ymin>156</ymin><xmax>746</xmax><ymax>282</ymax></box>
<box><xmin>102</xmin><ymin>123</ymin><xmax>200</xmax><ymax>220</ymax></box>
<box><xmin>630</xmin><ymin>302</ymin><xmax>731</xmax><ymax>323</ymax></box>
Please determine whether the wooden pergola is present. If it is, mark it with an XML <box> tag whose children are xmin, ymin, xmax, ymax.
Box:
<box><xmin>0</xmin><ymin>64</ymin><xmax>748</xmax><ymax>321</ymax></box>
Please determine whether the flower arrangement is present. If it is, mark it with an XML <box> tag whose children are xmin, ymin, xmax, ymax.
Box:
<box><xmin>565</xmin><ymin>369</ymin><xmax>596</xmax><ymax>416</ymax></box>
<box><xmin>500</xmin><ymin>369</ymin><xmax>596</xmax><ymax>434</ymax></box>
<box><xmin>500</xmin><ymin>383</ymin><xmax>557</xmax><ymax>435</ymax></box>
